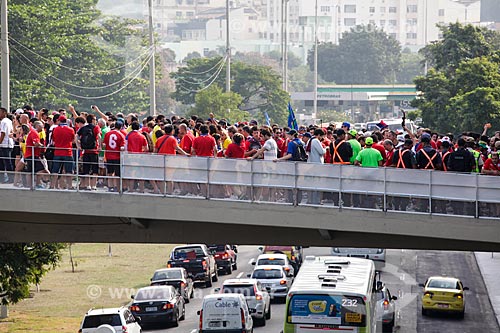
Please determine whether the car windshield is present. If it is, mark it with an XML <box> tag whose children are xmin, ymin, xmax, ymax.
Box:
<box><xmin>428</xmin><ymin>279</ymin><xmax>459</xmax><ymax>289</ymax></box>
<box><xmin>223</xmin><ymin>285</ymin><xmax>255</xmax><ymax>296</ymax></box>
<box><xmin>173</xmin><ymin>246</ymin><xmax>205</xmax><ymax>259</ymax></box>
<box><xmin>82</xmin><ymin>314</ymin><xmax>121</xmax><ymax>328</ymax></box>
<box><xmin>208</xmin><ymin>244</ymin><xmax>226</xmax><ymax>252</ymax></box>
<box><xmin>135</xmin><ymin>288</ymin><xmax>171</xmax><ymax>301</ymax></box>
<box><xmin>153</xmin><ymin>270</ymin><xmax>182</xmax><ymax>280</ymax></box>
<box><xmin>252</xmin><ymin>269</ymin><xmax>282</xmax><ymax>279</ymax></box>
<box><xmin>257</xmin><ymin>258</ymin><xmax>285</xmax><ymax>266</ymax></box>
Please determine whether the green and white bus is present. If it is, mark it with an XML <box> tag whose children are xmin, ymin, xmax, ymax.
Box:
<box><xmin>283</xmin><ymin>256</ymin><xmax>378</xmax><ymax>333</ymax></box>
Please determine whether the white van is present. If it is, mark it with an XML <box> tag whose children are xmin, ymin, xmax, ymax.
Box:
<box><xmin>198</xmin><ymin>293</ymin><xmax>254</xmax><ymax>333</ymax></box>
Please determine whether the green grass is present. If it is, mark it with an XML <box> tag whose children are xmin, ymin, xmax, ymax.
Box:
<box><xmin>0</xmin><ymin>243</ymin><xmax>177</xmax><ymax>333</ymax></box>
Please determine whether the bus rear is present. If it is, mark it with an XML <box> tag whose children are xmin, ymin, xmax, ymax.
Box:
<box><xmin>283</xmin><ymin>292</ymin><xmax>370</xmax><ymax>333</ymax></box>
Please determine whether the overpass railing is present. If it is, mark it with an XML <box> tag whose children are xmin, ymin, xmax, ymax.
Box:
<box><xmin>5</xmin><ymin>152</ymin><xmax>500</xmax><ymax>219</ymax></box>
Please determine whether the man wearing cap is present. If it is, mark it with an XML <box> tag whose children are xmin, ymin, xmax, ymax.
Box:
<box><xmin>50</xmin><ymin>115</ymin><xmax>75</xmax><ymax>190</ymax></box>
<box><xmin>347</xmin><ymin>130</ymin><xmax>361</xmax><ymax>165</ymax></box>
<box><xmin>464</xmin><ymin>137</ymin><xmax>483</xmax><ymax>172</ymax></box>
<box><xmin>330</xmin><ymin>129</ymin><xmax>352</xmax><ymax>165</ymax></box>
<box><xmin>341</xmin><ymin>122</ymin><xmax>350</xmax><ymax>132</ymax></box>
<box><xmin>416</xmin><ymin>134</ymin><xmax>442</xmax><ymax>170</ymax></box>
<box><xmin>302</xmin><ymin>132</ymin><xmax>312</xmax><ymax>153</ymax></box>
<box><xmin>274</xmin><ymin>129</ymin><xmax>304</xmax><ymax>162</ymax></box>
<box><xmin>355</xmin><ymin>137</ymin><xmax>383</xmax><ymax>168</ymax></box>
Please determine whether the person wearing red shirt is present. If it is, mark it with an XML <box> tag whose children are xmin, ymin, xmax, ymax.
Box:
<box><xmin>24</xmin><ymin>124</ymin><xmax>48</xmax><ymax>188</ymax></box>
<box><xmin>192</xmin><ymin>124</ymin><xmax>216</xmax><ymax>157</ymax></box>
<box><xmin>370</xmin><ymin>135</ymin><xmax>387</xmax><ymax>163</ymax></box>
<box><xmin>225</xmin><ymin>133</ymin><xmax>245</xmax><ymax>159</ymax></box>
<box><xmin>383</xmin><ymin>139</ymin><xmax>395</xmax><ymax>167</ymax></box>
<box><xmin>103</xmin><ymin>121</ymin><xmax>126</xmax><ymax>192</ymax></box>
<box><xmin>155</xmin><ymin>124</ymin><xmax>189</xmax><ymax>156</ymax></box>
<box><xmin>50</xmin><ymin>116</ymin><xmax>75</xmax><ymax>189</ymax></box>
<box><xmin>179</xmin><ymin>123</ymin><xmax>195</xmax><ymax>153</ymax></box>
<box><xmin>482</xmin><ymin>152</ymin><xmax>500</xmax><ymax>176</ymax></box>
<box><xmin>126</xmin><ymin>121</ymin><xmax>148</xmax><ymax>192</ymax></box>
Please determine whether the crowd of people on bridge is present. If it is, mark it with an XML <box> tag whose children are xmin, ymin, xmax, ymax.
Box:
<box><xmin>0</xmin><ymin>104</ymin><xmax>499</xmax><ymax>196</ymax></box>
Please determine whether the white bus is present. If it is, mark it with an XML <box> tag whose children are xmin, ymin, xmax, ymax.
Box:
<box><xmin>283</xmin><ymin>256</ymin><xmax>378</xmax><ymax>333</ymax></box>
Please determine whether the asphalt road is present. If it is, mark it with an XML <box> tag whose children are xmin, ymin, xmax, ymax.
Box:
<box><xmin>143</xmin><ymin>246</ymin><xmax>499</xmax><ymax>333</ymax></box>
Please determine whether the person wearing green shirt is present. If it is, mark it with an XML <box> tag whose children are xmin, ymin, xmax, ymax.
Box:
<box><xmin>355</xmin><ymin>137</ymin><xmax>383</xmax><ymax>168</ymax></box>
<box><xmin>347</xmin><ymin>129</ymin><xmax>361</xmax><ymax>165</ymax></box>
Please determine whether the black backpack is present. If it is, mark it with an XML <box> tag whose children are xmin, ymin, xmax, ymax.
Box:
<box><xmin>80</xmin><ymin>124</ymin><xmax>96</xmax><ymax>150</ymax></box>
<box><xmin>292</xmin><ymin>141</ymin><xmax>308</xmax><ymax>162</ymax></box>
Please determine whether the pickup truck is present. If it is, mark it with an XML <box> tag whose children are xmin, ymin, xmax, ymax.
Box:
<box><xmin>167</xmin><ymin>244</ymin><xmax>218</xmax><ymax>287</ymax></box>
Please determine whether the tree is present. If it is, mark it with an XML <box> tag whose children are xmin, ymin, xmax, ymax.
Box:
<box><xmin>6</xmin><ymin>0</ymin><xmax>152</xmax><ymax>112</ymax></box>
<box><xmin>189</xmin><ymin>85</ymin><xmax>248</xmax><ymax>124</ymax></box>
<box><xmin>172</xmin><ymin>57</ymin><xmax>289</xmax><ymax>125</ymax></box>
<box><xmin>308</xmin><ymin>25</ymin><xmax>401</xmax><ymax>84</ymax></box>
<box><xmin>419</xmin><ymin>23</ymin><xmax>493</xmax><ymax>73</ymax></box>
<box><xmin>396</xmin><ymin>51</ymin><xmax>425</xmax><ymax>84</ymax></box>
<box><xmin>182</xmin><ymin>51</ymin><xmax>202</xmax><ymax>63</ymax></box>
<box><xmin>414</xmin><ymin>24</ymin><xmax>500</xmax><ymax>133</ymax></box>
<box><xmin>0</xmin><ymin>243</ymin><xmax>66</xmax><ymax>305</ymax></box>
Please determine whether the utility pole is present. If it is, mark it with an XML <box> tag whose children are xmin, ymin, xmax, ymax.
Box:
<box><xmin>313</xmin><ymin>0</ymin><xmax>318</xmax><ymax>117</ymax></box>
<box><xmin>283</xmin><ymin>0</ymin><xmax>288</xmax><ymax>92</ymax></box>
<box><xmin>226</xmin><ymin>0</ymin><xmax>231</xmax><ymax>93</ymax></box>
<box><xmin>148</xmin><ymin>0</ymin><xmax>156</xmax><ymax>116</ymax></box>
<box><xmin>1</xmin><ymin>0</ymin><xmax>10</xmax><ymax>110</ymax></box>
<box><xmin>281</xmin><ymin>0</ymin><xmax>285</xmax><ymax>91</ymax></box>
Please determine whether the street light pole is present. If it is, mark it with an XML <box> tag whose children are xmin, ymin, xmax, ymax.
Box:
<box><xmin>283</xmin><ymin>0</ymin><xmax>288</xmax><ymax>92</ymax></box>
<box><xmin>226</xmin><ymin>0</ymin><xmax>231</xmax><ymax>93</ymax></box>
<box><xmin>148</xmin><ymin>0</ymin><xmax>156</xmax><ymax>116</ymax></box>
<box><xmin>313</xmin><ymin>0</ymin><xmax>318</xmax><ymax>117</ymax></box>
<box><xmin>1</xmin><ymin>0</ymin><xmax>10</xmax><ymax>110</ymax></box>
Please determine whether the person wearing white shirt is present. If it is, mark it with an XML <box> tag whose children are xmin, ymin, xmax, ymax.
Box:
<box><xmin>308</xmin><ymin>128</ymin><xmax>326</xmax><ymax>164</ymax></box>
<box><xmin>247</xmin><ymin>128</ymin><xmax>278</xmax><ymax>201</ymax></box>
<box><xmin>0</xmin><ymin>107</ymin><xmax>14</xmax><ymax>183</ymax></box>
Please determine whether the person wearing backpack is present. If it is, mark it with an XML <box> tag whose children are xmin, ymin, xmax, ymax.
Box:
<box><xmin>77</xmin><ymin>114</ymin><xmax>101</xmax><ymax>190</ymax></box>
<box><xmin>273</xmin><ymin>129</ymin><xmax>305</xmax><ymax>204</ymax></box>
<box><xmin>273</xmin><ymin>129</ymin><xmax>306</xmax><ymax>162</ymax></box>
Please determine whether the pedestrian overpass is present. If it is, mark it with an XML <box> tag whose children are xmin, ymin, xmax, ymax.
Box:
<box><xmin>1</xmin><ymin>155</ymin><xmax>499</xmax><ymax>251</ymax></box>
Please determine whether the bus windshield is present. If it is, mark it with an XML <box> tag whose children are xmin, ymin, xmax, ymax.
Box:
<box><xmin>287</xmin><ymin>294</ymin><xmax>366</xmax><ymax>327</ymax></box>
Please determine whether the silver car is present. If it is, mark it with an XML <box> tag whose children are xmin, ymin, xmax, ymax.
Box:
<box><xmin>248</xmin><ymin>265</ymin><xmax>291</xmax><ymax>301</ymax></box>
<box><xmin>376</xmin><ymin>283</ymin><xmax>398</xmax><ymax>332</ymax></box>
<box><xmin>216</xmin><ymin>278</ymin><xmax>271</xmax><ymax>327</ymax></box>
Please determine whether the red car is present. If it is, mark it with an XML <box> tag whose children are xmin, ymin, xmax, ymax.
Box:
<box><xmin>209</xmin><ymin>244</ymin><xmax>238</xmax><ymax>275</ymax></box>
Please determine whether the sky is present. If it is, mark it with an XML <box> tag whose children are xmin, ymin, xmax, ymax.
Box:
<box><xmin>97</xmin><ymin>0</ymin><xmax>144</xmax><ymax>19</ymax></box>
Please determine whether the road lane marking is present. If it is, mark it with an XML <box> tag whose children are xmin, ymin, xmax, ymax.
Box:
<box><xmin>237</xmin><ymin>272</ymin><xmax>245</xmax><ymax>278</ymax></box>
<box><xmin>248</xmin><ymin>258</ymin><xmax>254</xmax><ymax>265</ymax></box>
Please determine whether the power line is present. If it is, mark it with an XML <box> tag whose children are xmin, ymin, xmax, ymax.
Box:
<box><xmin>13</xmin><ymin>52</ymin><xmax>153</xmax><ymax>100</ymax></box>
<box><xmin>176</xmin><ymin>57</ymin><xmax>227</xmax><ymax>94</ymax></box>
<box><xmin>180</xmin><ymin>56</ymin><xmax>226</xmax><ymax>75</ymax></box>
<box><xmin>9</xmin><ymin>36</ymin><xmax>153</xmax><ymax>75</ymax></box>
<box><xmin>176</xmin><ymin>56</ymin><xmax>227</xmax><ymax>86</ymax></box>
<box><xmin>11</xmin><ymin>44</ymin><xmax>153</xmax><ymax>91</ymax></box>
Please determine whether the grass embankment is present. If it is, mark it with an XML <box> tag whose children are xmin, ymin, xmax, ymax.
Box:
<box><xmin>0</xmin><ymin>243</ymin><xmax>176</xmax><ymax>333</ymax></box>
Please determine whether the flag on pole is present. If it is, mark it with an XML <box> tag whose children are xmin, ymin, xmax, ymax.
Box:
<box><xmin>264</xmin><ymin>112</ymin><xmax>271</xmax><ymax>127</ymax></box>
<box><xmin>287</xmin><ymin>102</ymin><xmax>298</xmax><ymax>130</ymax></box>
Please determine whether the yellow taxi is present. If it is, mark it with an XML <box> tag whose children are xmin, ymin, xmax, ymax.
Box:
<box><xmin>420</xmin><ymin>276</ymin><xmax>469</xmax><ymax>318</ymax></box>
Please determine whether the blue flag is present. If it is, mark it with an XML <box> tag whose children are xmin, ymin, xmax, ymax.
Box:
<box><xmin>287</xmin><ymin>102</ymin><xmax>298</xmax><ymax>130</ymax></box>
<box><xmin>264</xmin><ymin>112</ymin><xmax>271</xmax><ymax>127</ymax></box>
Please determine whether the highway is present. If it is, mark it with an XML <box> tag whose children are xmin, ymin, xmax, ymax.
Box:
<box><xmin>143</xmin><ymin>246</ymin><xmax>499</xmax><ymax>333</ymax></box>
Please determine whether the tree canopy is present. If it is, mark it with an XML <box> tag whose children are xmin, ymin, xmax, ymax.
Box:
<box><xmin>0</xmin><ymin>243</ymin><xmax>66</xmax><ymax>305</ymax></box>
<box><xmin>414</xmin><ymin>23</ymin><xmax>500</xmax><ymax>133</ymax></box>
<box><xmin>6</xmin><ymin>0</ymin><xmax>154</xmax><ymax>112</ymax></box>
<box><xmin>171</xmin><ymin>57</ymin><xmax>289</xmax><ymax>124</ymax></box>
<box><xmin>308</xmin><ymin>25</ymin><xmax>401</xmax><ymax>84</ymax></box>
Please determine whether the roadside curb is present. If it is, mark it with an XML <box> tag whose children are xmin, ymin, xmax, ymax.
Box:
<box><xmin>474</xmin><ymin>252</ymin><xmax>500</xmax><ymax>328</ymax></box>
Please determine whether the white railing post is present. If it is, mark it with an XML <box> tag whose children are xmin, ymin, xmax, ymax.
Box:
<box><xmin>475</xmin><ymin>173</ymin><xmax>479</xmax><ymax>218</ymax></box>
<box><xmin>75</xmin><ymin>148</ymin><xmax>79</xmax><ymax>192</ymax></box>
<box><xmin>428</xmin><ymin>171</ymin><xmax>432</xmax><ymax>215</ymax></box>
<box><xmin>119</xmin><ymin>150</ymin><xmax>123</xmax><ymax>194</ymax></box>
<box><xmin>338</xmin><ymin>164</ymin><xmax>343</xmax><ymax>209</ymax></box>
<box><xmin>383</xmin><ymin>167</ymin><xmax>387</xmax><ymax>212</ymax></box>
<box><xmin>250</xmin><ymin>159</ymin><xmax>254</xmax><ymax>203</ymax></box>
<box><xmin>206</xmin><ymin>157</ymin><xmax>211</xmax><ymax>200</ymax></box>
<box><xmin>31</xmin><ymin>146</ymin><xmax>35</xmax><ymax>190</ymax></box>
<box><xmin>163</xmin><ymin>154</ymin><xmax>167</xmax><ymax>197</ymax></box>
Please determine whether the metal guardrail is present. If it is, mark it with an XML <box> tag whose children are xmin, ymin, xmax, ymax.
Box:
<box><xmin>2</xmin><ymin>148</ymin><xmax>500</xmax><ymax>220</ymax></box>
